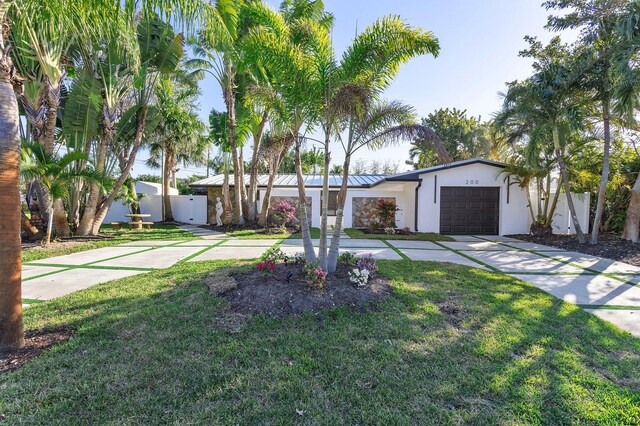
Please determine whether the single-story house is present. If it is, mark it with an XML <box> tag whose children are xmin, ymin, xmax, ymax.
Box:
<box><xmin>190</xmin><ymin>158</ymin><xmax>590</xmax><ymax>236</ymax></box>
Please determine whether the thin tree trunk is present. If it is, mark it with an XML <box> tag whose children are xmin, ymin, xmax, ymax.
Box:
<box><xmin>91</xmin><ymin>108</ymin><xmax>148</xmax><ymax>235</ymax></box>
<box><xmin>327</xmin><ymin>155</ymin><xmax>351</xmax><ymax>273</ymax></box>
<box><xmin>554</xmin><ymin>127</ymin><xmax>585</xmax><ymax>243</ymax></box>
<box><xmin>544</xmin><ymin>180</ymin><xmax>563</xmax><ymax>228</ymax></box>
<box><xmin>525</xmin><ymin>185</ymin><xmax>536</xmax><ymax>225</ymax></box>
<box><xmin>163</xmin><ymin>148</ymin><xmax>174</xmax><ymax>222</ymax></box>
<box><xmin>247</xmin><ymin>112</ymin><xmax>268</xmax><ymax>222</ymax></box>
<box><xmin>591</xmin><ymin>100</ymin><xmax>611</xmax><ymax>244</ymax></box>
<box><xmin>294</xmin><ymin>140</ymin><xmax>316</xmax><ymax>263</ymax></box>
<box><xmin>0</xmin><ymin>67</ymin><xmax>24</xmax><ymax>350</ymax></box>
<box><xmin>222</xmin><ymin>153</ymin><xmax>232</xmax><ymax>225</ymax></box>
<box><xmin>77</xmin><ymin>107</ymin><xmax>115</xmax><ymax>235</ymax></box>
<box><xmin>622</xmin><ymin>173</ymin><xmax>640</xmax><ymax>242</ymax></box>
<box><xmin>224</xmin><ymin>66</ymin><xmax>244</xmax><ymax>225</ymax></box>
<box><xmin>318</xmin><ymin>131</ymin><xmax>331</xmax><ymax>270</ymax></box>
<box><xmin>257</xmin><ymin>156</ymin><xmax>281</xmax><ymax>227</ymax></box>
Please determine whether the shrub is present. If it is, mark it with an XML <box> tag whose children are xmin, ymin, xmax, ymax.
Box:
<box><xmin>292</xmin><ymin>252</ymin><xmax>306</xmax><ymax>264</ymax></box>
<box><xmin>273</xmin><ymin>201</ymin><xmax>296</xmax><ymax>228</ymax></box>
<box><xmin>357</xmin><ymin>253</ymin><xmax>377</xmax><ymax>274</ymax></box>
<box><xmin>260</xmin><ymin>247</ymin><xmax>285</xmax><ymax>263</ymax></box>
<box><xmin>337</xmin><ymin>251</ymin><xmax>358</xmax><ymax>265</ymax></box>
<box><xmin>348</xmin><ymin>268</ymin><xmax>370</xmax><ymax>287</ymax></box>
<box><xmin>257</xmin><ymin>260</ymin><xmax>275</xmax><ymax>274</ymax></box>
<box><xmin>303</xmin><ymin>262</ymin><xmax>327</xmax><ymax>288</ymax></box>
<box><xmin>374</xmin><ymin>199</ymin><xmax>400</xmax><ymax>229</ymax></box>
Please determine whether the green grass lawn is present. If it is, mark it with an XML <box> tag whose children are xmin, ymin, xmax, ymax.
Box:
<box><xmin>2</xmin><ymin>260</ymin><xmax>639</xmax><ymax>424</ymax></box>
<box><xmin>227</xmin><ymin>227</ymin><xmax>321</xmax><ymax>239</ymax></box>
<box><xmin>22</xmin><ymin>224</ymin><xmax>198</xmax><ymax>263</ymax></box>
<box><xmin>344</xmin><ymin>228</ymin><xmax>455</xmax><ymax>241</ymax></box>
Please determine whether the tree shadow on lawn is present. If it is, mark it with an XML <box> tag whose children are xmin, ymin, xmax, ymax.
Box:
<box><xmin>1</xmin><ymin>260</ymin><xmax>639</xmax><ymax>424</ymax></box>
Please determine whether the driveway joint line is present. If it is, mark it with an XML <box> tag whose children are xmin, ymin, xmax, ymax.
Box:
<box><xmin>382</xmin><ymin>240</ymin><xmax>410</xmax><ymax>261</ymax></box>
<box><xmin>473</xmin><ymin>236</ymin><xmax>636</xmax><ymax>285</ymax></box>
<box><xmin>430</xmin><ymin>241</ymin><xmax>501</xmax><ymax>272</ymax></box>
<box><xmin>177</xmin><ymin>240</ymin><xmax>228</xmax><ymax>264</ymax></box>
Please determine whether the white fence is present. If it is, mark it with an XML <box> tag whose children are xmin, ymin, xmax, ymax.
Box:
<box><xmin>104</xmin><ymin>194</ymin><xmax>208</xmax><ymax>225</ymax></box>
<box><xmin>530</xmin><ymin>192</ymin><xmax>590</xmax><ymax>234</ymax></box>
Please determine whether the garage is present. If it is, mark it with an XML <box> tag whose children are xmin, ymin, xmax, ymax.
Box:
<box><xmin>439</xmin><ymin>187</ymin><xmax>499</xmax><ymax>235</ymax></box>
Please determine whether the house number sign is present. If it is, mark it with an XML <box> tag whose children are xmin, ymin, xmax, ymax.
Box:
<box><xmin>465</xmin><ymin>179</ymin><xmax>480</xmax><ymax>184</ymax></box>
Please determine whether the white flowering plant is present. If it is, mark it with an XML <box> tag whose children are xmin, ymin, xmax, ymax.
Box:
<box><xmin>348</xmin><ymin>268</ymin><xmax>370</xmax><ymax>287</ymax></box>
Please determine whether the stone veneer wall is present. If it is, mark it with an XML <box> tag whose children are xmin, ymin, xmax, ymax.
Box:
<box><xmin>268</xmin><ymin>196</ymin><xmax>312</xmax><ymax>226</ymax></box>
<box><xmin>352</xmin><ymin>197</ymin><xmax>396</xmax><ymax>228</ymax></box>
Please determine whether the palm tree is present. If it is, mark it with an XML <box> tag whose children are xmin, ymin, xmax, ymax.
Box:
<box><xmin>496</xmin><ymin>63</ymin><xmax>588</xmax><ymax>243</ymax></box>
<box><xmin>0</xmin><ymin>0</ymin><xmax>24</xmax><ymax>352</ymax></box>
<box><xmin>147</xmin><ymin>78</ymin><xmax>206</xmax><ymax>221</ymax></box>
<box><xmin>326</xmin><ymin>101</ymin><xmax>445</xmax><ymax>272</ymax></box>
<box><xmin>20</xmin><ymin>141</ymin><xmax>104</xmax><ymax>244</ymax></box>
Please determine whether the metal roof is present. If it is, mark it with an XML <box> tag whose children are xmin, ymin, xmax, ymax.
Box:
<box><xmin>190</xmin><ymin>158</ymin><xmax>506</xmax><ymax>189</ymax></box>
<box><xmin>190</xmin><ymin>174</ymin><xmax>389</xmax><ymax>188</ymax></box>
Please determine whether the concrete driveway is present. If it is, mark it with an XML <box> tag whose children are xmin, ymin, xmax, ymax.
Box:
<box><xmin>22</xmin><ymin>233</ymin><xmax>640</xmax><ymax>337</ymax></box>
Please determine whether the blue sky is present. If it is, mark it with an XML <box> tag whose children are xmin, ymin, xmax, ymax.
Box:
<box><xmin>134</xmin><ymin>0</ymin><xmax>576</xmax><ymax>178</ymax></box>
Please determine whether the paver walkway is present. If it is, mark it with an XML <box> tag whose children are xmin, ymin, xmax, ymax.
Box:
<box><xmin>22</xmin><ymin>234</ymin><xmax>640</xmax><ymax>337</ymax></box>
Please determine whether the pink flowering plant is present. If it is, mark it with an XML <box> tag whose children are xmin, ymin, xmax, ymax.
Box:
<box><xmin>273</xmin><ymin>201</ymin><xmax>296</xmax><ymax>229</ymax></box>
<box><xmin>303</xmin><ymin>262</ymin><xmax>327</xmax><ymax>288</ymax></box>
<box><xmin>257</xmin><ymin>259</ymin><xmax>276</xmax><ymax>275</ymax></box>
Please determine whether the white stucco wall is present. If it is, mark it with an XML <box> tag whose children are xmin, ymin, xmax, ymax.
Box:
<box><xmin>416</xmin><ymin>163</ymin><xmax>530</xmax><ymax>235</ymax></box>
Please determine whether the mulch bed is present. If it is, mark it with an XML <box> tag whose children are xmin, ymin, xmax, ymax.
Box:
<box><xmin>200</xmin><ymin>223</ymin><xmax>300</xmax><ymax>235</ymax></box>
<box><xmin>0</xmin><ymin>328</ymin><xmax>74</xmax><ymax>374</ymax></box>
<box><xmin>203</xmin><ymin>263</ymin><xmax>393</xmax><ymax>318</ymax></box>
<box><xmin>510</xmin><ymin>233</ymin><xmax>640</xmax><ymax>267</ymax></box>
<box><xmin>21</xmin><ymin>234</ymin><xmax>114</xmax><ymax>250</ymax></box>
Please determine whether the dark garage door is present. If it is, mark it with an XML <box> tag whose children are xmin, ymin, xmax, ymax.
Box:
<box><xmin>439</xmin><ymin>187</ymin><xmax>499</xmax><ymax>235</ymax></box>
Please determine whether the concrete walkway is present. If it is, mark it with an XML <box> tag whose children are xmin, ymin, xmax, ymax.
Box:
<box><xmin>21</xmin><ymin>234</ymin><xmax>640</xmax><ymax>337</ymax></box>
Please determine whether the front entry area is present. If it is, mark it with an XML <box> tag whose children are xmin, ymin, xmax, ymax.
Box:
<box><xmin>439</xmin><ymin>187</ymin><xmax>499</xmax><ymax>235</ymax></box>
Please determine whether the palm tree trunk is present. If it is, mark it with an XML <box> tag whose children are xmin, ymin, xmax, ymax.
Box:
<box><xmin>21</xmin><ymin>211</ymin><xmax>39</xmax><ymax>236</ymax></box>
<box><xmin>525</xmin><ymin>185</ymin><xmax>536</xmax><ymax>225</ymax></box>
<box><xmin>591</xmin><ymin>100</ymin><xmax>611</xmax><ymax>244</ymax></box>
<box><xmin>52</xmin><ymin>199</ymin><xmax>69</xmax><ymax>237</ymax></box>
<box><xmin>318</xmin><ymin>131</ymin><xmax>331</xmax><ymax>270</ymax></box>
<box><xmin>224</xmin><ymin>66</ymin><xmax>244</xmax><ymax>225</ymax></box>
<box><xmin>77</xmin><ymin>107</ymin><xmax>115</xmax><ymax>235</ymax></box>
<box><xmin>0</xmin><ymin>66</ymin><xmax>24</xmax><ymax>350</ymax></box>
<box><xmin>257</xmin><ymin>156</ymin><xmax>281</xmax><ymax>227</ymax></box>
<box><xmin>553</xmin><ymin>127</ymin><xmax>585</xmax><ymax>243</ymax></box>
<box><xmin>163</xmin><ymin>148</ymin><xmax>175</xmax><ymax>222</ymax></box>
<box><xmin>544</xmin><ymin>180</ymin><xmax>563</xmax><ymax>229</ymax></box>
<box><xmin>327</xmin><ymin>156</ymin><xmax>351</xmax><ymax>273</ymax></box>
<box><xmin>91</xmin><ymin>108</ymin><xmax>148</xmax><ymax>235</ymax></box>
<box><xmin>294</xmin><ymin>141</ymin><xmax>316</xmax><ymax>263</ymax></box>
<box><xmin>622</xmin><ymin>173</ymin><xmax>640</xmax><ymax>242</ymax></box>
<box><xmin>247</xmin><ymin>112</ymin><xmax>268</xmax><ymax>222</ymax></box>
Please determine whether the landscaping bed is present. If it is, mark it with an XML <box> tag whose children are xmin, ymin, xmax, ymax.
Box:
<box><xmin>511</xmin><ymin>233</ymin><xmax>640</xmax><ymax>267</ymax></box>
<box><xmin>210</xmin><ymin>263</ymin><xmax>392</xmax><ymax>317</ymax></box>
<box><xmin>201</xmin><ymin>223</ymin><xmax>320</xmax><ymax>239</ymax></box>
<box><xmin>0</xmin><ymin>328</ymin><xmax>74</xmax><ymax>374</ymax></box>
<box><xmin>345</xmin><ymin>228</ymin><xmax>454</xmax><ymax>241</ymax></box>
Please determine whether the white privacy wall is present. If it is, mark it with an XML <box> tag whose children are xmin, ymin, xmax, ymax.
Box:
<box><xmin>104</xmin><ymin>195</ymin><xmax>208</xmax><ymax>225</ymax></box>
<box><xmin>416</xmin><ymin>163</ymin><xmax>530</xmax><ymax>235</ymax></box>
<box><xmin>531</xmin><ymin>192</ymin><xmax>591</xmax><ymax>234</ymax></box>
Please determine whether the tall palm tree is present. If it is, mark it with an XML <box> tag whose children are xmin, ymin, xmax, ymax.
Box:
<box><xmin>147</xmin><ymin>77</ymin><xmax>206</xmax><ymax>221</ymax></box>
<box><xmin>496</xmin><ymin>63</ymin><xmax>588</xmax><ymax>243</ymax></box>
<box><xmin>0</xmin><ymin>0</ymin><xmax>24</xmax><ymax>351</ymax></box>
